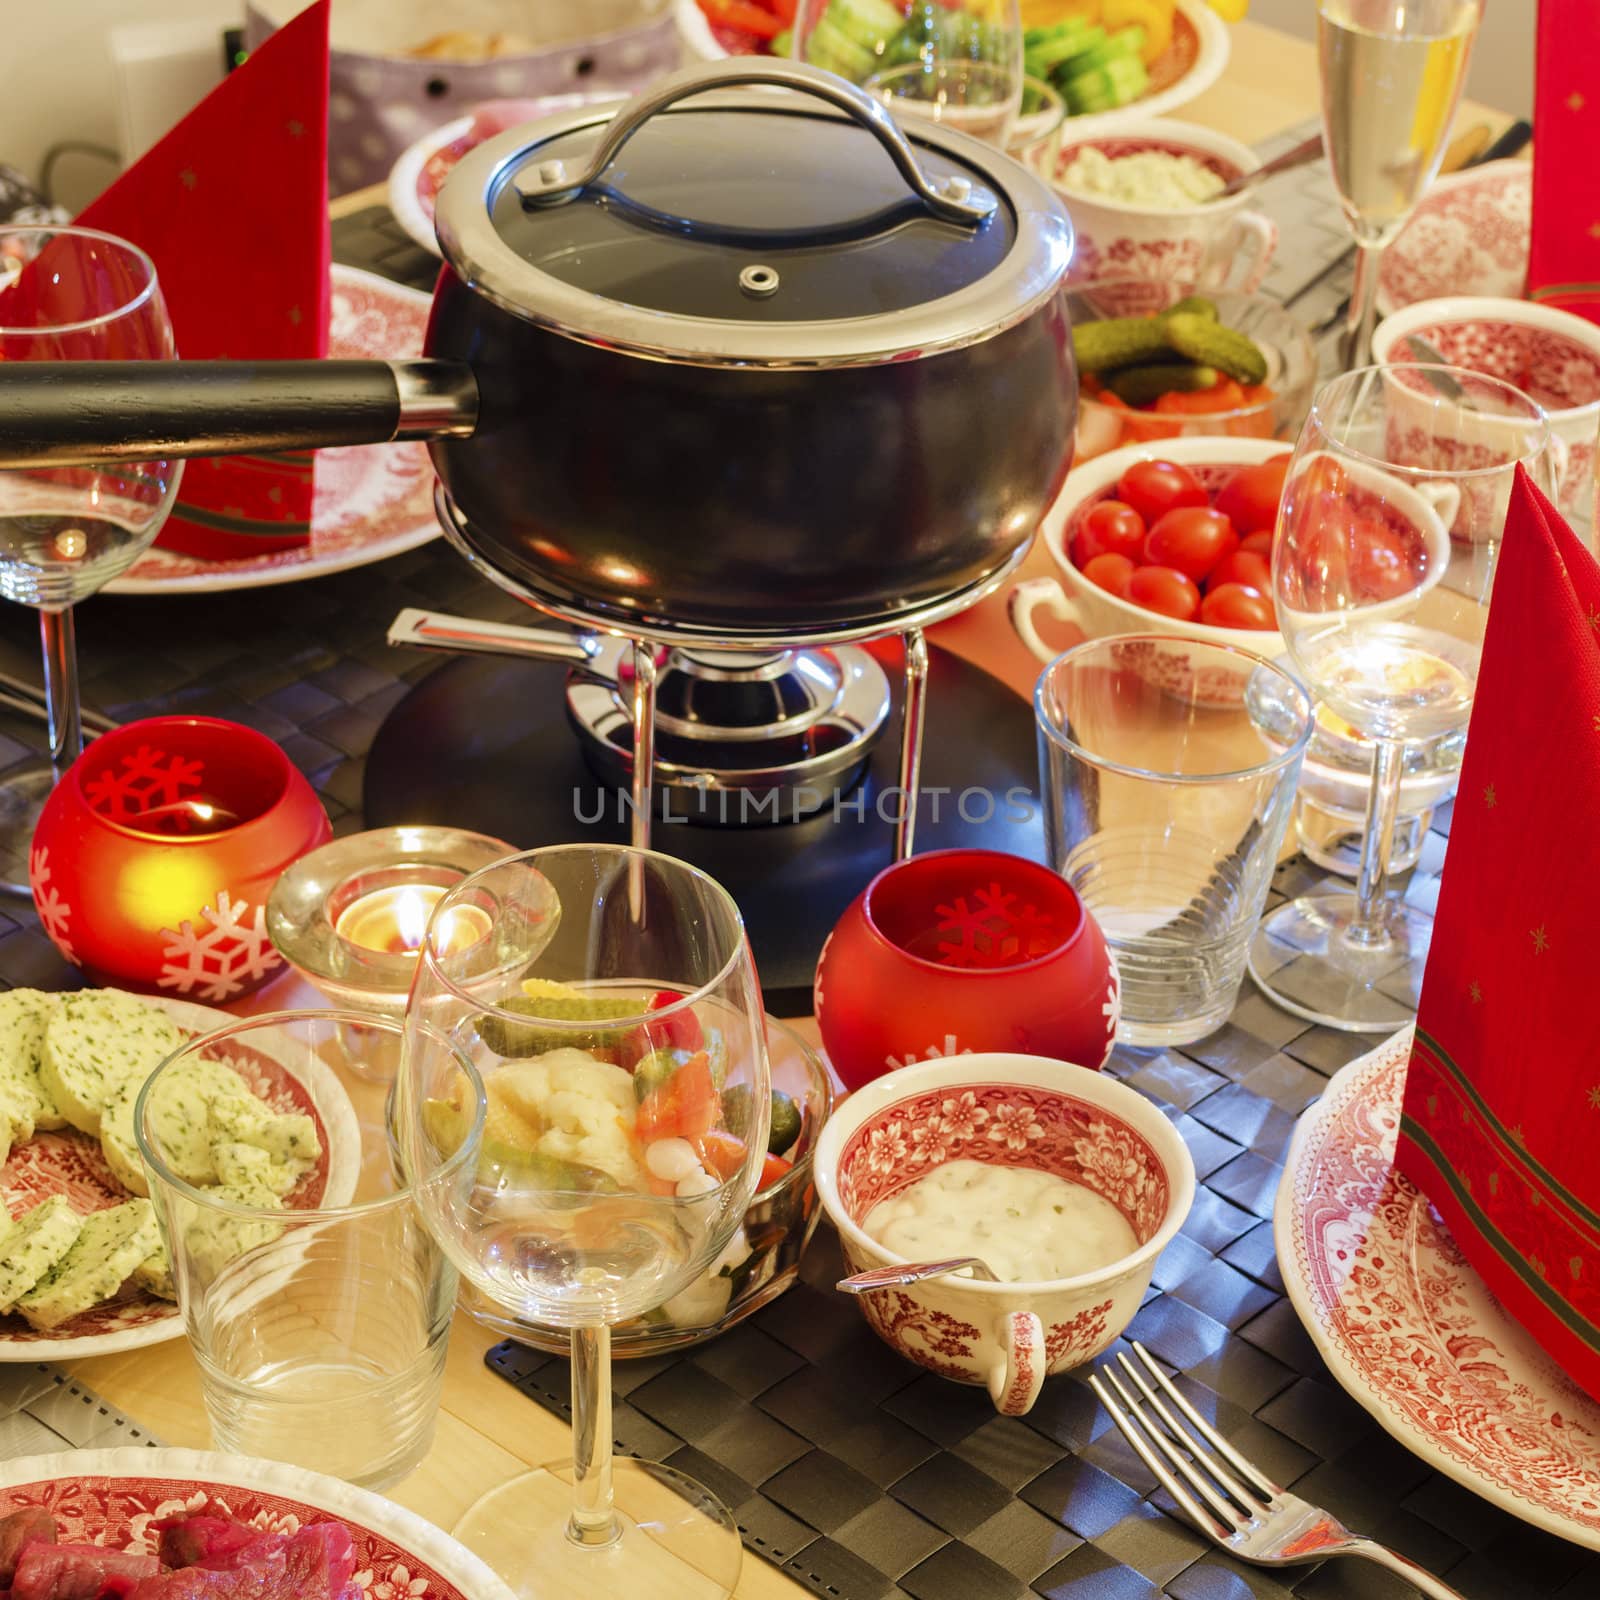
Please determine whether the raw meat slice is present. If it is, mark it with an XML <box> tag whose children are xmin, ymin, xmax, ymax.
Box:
<box><xmin>12</xmin><ymin>1542</ymin><xmax>160</xmax><ymax>1600</ymax></box>
<box><xmin>0</xmin><ymin>1507</ymin><xmax>56</xmax><ymax>1585</ymax></box>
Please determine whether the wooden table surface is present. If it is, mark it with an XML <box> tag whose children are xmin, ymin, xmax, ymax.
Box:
<box><xmin>79</xmin><ymin>20</ymin><xmax>1518</xmax><ymax>1597</ymax></box>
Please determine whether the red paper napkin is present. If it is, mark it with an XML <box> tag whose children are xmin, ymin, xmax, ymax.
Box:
<box><xmin>1527</xmin><ymin>0</ymin><xmax>1600</xmax><ymax>321</ymax></box>
<box><xmin>72</xmin><ymin>0</ymin><xmax>331</xmax><ymax>560</ymax></box>
<box><xmin>1396</xmin><ymin>466</ymin><xmax>1600</xmax><ymax>1401</ymax></box>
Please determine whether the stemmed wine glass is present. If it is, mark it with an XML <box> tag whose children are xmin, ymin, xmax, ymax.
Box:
<box><xmin>397</xmin><ymin>844</ymin><xmax>771</xmax><ymax>1599</ymax></box>
<box><xmin>1247</xmin><ymin>363</ymin><xmax>1560</xmax><ymax>1031</ymax></box>
<box><xmin>1317</xmin><ymin>0</ymin><xmax>1483</xmax><ymax>369</ymax></box>
<box><xmin>792</xmin><ymin>0</ymin><xmax>1024</xmax><ymax>149</ymax></box>
<box><xmin>0</xmin><ymin>226</ymin><xmax>180</xmax><ymax>892</ymax></box>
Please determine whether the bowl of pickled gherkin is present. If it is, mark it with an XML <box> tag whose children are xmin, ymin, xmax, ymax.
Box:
<box><xmin>454</xmin><ymin>1013</ymin><xmax>834</xmax><ymax>1355</ymax></box>
<box><xmin>1067</xmin><ymin>283</ymin><xmax>1317</xmax><ymax>463</ymax></box>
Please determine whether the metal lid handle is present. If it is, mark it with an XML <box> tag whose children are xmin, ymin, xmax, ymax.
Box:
<box><xmin>513</xmin><ymin>56</ymin><xmax>998</xmax><ymax>226</ymax></box>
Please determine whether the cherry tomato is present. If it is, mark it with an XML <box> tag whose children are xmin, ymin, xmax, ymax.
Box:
<box><xmin>1081</xmin><ymin>551</ymin><xmax>1136</xmax><ymax>598</ymax></box>
<box><xmin>1351</xmin><ymin>518</ymin><xmax>1418</xmax><ymax>601</ymax></box>
<box><xmin>1116</xmin><ymin>458</ymin><xmax>1207</xmax><ymax>524</ymax></box>
<box><xmin>1213</xmin><ymin>455</ymin><xmax>1291</xmax><ymax>535</ymax></box>
<box><xmin>1072</xmin><ymin>499</ymin><xmax>1147</xmax><ymax>566</ymax></box>
<box><xmin>1144</xmin><ymin>506</ymin><xmax>1239</xmax><ymax>583</ymax></box>
<box><xmin>1127</xmin><ymin>564</ymin><xmax>1201</xmax><ymax>622</ymax></box>
<box><xmin>1200</xmin><ymin>582</ymin><xmax>1276</xmax><ymax>630</ymax></box>
<box><xmin>1239</xmin><ymin>529</ymin><xmax>1274</xmax><ymax>558</ymax></box>
<box><xmin>1208</xmin><ymin>549</ymin><xmax>1272</xmax><ymax>594</ymax></box>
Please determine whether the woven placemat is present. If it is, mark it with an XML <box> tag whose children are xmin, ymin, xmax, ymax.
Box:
<box><xmin>486</xmin><ymin>834</ymin><xmax>1600</xmax><ymax>1600</ymax></box>
<box><xmin>0</xmin><ymin>1365</ymin><xmax>160</xmax><ymax>1459</ymax></box>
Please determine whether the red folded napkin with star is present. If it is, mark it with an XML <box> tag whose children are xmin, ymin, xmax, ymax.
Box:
<box><xmin>1396</xmin><ymin>466</ymin><xmax>1600</xmax><ymax>1401</ymax></box>
<box><xmin>1527</xmin><ymin>0</ymin><xmax>1600</xmax><ymax>321</ymax></box>
<box><xmin>71</xmin><ymin>0</ymin><xmax>331</xmax><ymax>560</ymax></box>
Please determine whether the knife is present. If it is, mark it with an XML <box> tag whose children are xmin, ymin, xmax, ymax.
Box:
<box><xmin>1403</xmin><ymin>334</ymin><xmax>1479</xmax><ymax>407</ymax></box>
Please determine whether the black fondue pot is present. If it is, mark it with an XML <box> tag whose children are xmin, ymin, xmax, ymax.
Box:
<box><xmin>0</xmin><ymin>59</ymin><xmax>1077</xmax><ymax>640</ymax></box>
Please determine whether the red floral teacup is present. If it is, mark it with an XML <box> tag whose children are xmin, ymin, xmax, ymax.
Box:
<box><xmin>814</xmin><ymin>1053</ymin><xmax>1194</xmax><ymax>1415</ymax></box>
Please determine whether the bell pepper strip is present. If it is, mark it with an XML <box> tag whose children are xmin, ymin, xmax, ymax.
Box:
<box><xmin>696</xmin><ymin>0</ymin><xmax>785</xmax><ymax>38</ymax></box>
<box><xmin>758</xmin><ymin>1151</ymin><xmax>794</xmax><ymax>1192</ymax></box>
<box><xmin>695</xmin><ymin>1129</ymin><xmax>749</xmax><ymax>1181</ymax></box>
<box><xmin>620</xmin><ymin>991</ymin><xmax>704</xmax><ymax>1071</ymax></box>
<box><xmin>636</xmin><ymin>1050</ymin><xmax>720</xmax><ymax>1142</ymax></box>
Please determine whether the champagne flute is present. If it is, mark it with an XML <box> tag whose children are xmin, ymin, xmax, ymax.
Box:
<box><xmin>1317</xmin><ymin>0</ymin><xmax>1482</xmax><ymax>369</ymax></box>
<box><xmin>397</xmin><ymin>845</ymin><xmax>770</xmax><ymax>1600</ymax></box>
<box><xmin>1247</xmin><ymin>363</ymin><xmax>1559</xmax><ymax>1031</ymax></box>
<box><xmin>793</xmin><ymin>0</ymin><xmax>1024</xmax><ymax>149</ymax></box>
<box><xmin>0</xmin><ymin>226</ymin><xmax>181</xmax><ymax>892</ymax></box>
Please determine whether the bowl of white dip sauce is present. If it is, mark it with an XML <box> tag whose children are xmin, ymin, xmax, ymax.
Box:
<box><xmin>815</xmin><ymin>1053</ymin><xmax>1194</xmax><ymax>1415</ymax></box>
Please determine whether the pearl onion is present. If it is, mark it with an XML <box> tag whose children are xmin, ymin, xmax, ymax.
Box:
<box><xmin>675</xmin><ymin>1167</ymin><xmax>719</xmax><ymax>1198</ymax></box>
<box><xmin>645</xmin><ymin>1138</ymin><xmax>700</xmax><ymax>1182</ymax></box>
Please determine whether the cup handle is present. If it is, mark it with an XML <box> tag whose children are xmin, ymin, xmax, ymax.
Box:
<box><xmin>1549</xmin><ymin>433</ymin><xmax>1572</xmax><ymax>500</ymax></box>
<box><xmin>988</xmin><ymin>1310</ymin><xmax>1047</xmax><ymax>1415</ymax></box>
<box><xmin>1223</xmin><ymin>210</ymin><xmax>1278</xmax><ymax>294</ymax></box>
<box><xmin>1419</xmin><ymin>480</ymin><xmax>1462</xmax><ymax>533</ymax></box>
<box><xmin>1007</xmin><ymin>576</ymin><xmax>1082</xmax><ymax>663</ymax></box>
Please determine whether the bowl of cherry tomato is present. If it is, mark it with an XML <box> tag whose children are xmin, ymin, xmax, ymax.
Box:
<box><xmin>1011</xmin><ymin>438</ymin><xmax>1291</xmax><ymax>684</ymax></box>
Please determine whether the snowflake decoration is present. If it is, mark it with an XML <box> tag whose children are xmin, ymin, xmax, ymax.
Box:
<box><xmin>28</xmin><ymin>845</ymin><xmax>74</xmax><ymax>961</ymax></box>
<box><xmin>158</xmin><ymin>889</ymin><xmax>282</xmax><ymax>1002</ymax></box>
<box><xmin>933</xmin><ymin>882</ymin><xmax>1061</xmax><ymax>968</ymax></box>
<box><xmin>885</xmin><ymin>1033</ymin><xmax>975</xmax><ymax>1071</ymax></box>
<box><xmin>84</xmin><ymin>743</ymin><xmax>205</xmax><ymax>825</ymax></box>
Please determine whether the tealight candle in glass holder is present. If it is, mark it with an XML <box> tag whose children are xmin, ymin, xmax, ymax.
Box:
<box><xmin>267</xmin><ymin>827</ymin><xmax>520</xmax><ymax>1023</ymax></box>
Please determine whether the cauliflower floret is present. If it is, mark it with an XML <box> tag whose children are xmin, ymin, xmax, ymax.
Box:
<box><xmin>493</xmin><ymin>1048</ymin><xmax>643</xmax><ymax>1188</ymax></box>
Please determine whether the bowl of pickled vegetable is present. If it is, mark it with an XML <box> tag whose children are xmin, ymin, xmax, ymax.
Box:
<box><xmin>1068</xmin><ymin>283</ymin><xmax>1317</xmax><ymax>463</ymax></box>
<box><xmin>457</xmin><ymin>1014</ymin><xmax>833</xmax><ymax>1355</ymax></box>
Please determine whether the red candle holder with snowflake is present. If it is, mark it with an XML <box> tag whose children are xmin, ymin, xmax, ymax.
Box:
<box><xmin>30</xmin><ymin>716</ymin><xmax>331</xmax><ymax>1001</ymax></box>
<box><xmin>814</xmin><ymin>848</ymin><xmax>1120</xmax><ymax>1092</ymax></box>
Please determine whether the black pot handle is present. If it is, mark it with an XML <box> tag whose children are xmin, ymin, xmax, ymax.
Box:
<box><xmin>0</xmin><ymin>358</ymin><xmax>477</xmax><ymax>467</ymax></box>
<box><xmin>514</xmin><ymin>57</ymin><xmax>999</xmax><ymax>226</ymax></box>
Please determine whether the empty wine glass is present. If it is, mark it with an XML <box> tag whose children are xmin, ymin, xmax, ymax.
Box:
<box><xmin>397</xmin><ymin>845</ymin><xmax>770</xmax><ymax>1599</ymax></box>
<box><xmin>1247</xmin><ymin>363</ymin><xmax>1559</xmax><ymax>1031</ymax></box>
<box><xmin>793</xmin><ymin>0</ymin><xmax>1024</xmax><ymax>148</ymax></box>
<box><xmin>1317</xmin><ymin>0</ymin><xmax>1483</xmax><ymax>368</ymax></box>
<box><xmin>0</xmin><ymin>226</ymin><xmax>180</xmax><ymax>892</ymax></box>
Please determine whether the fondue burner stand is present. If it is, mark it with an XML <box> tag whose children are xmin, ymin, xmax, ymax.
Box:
<box><xmin>432</xmin><ymin>484</ymin><xmax>1032</xmax><ymax>857</ymax></box>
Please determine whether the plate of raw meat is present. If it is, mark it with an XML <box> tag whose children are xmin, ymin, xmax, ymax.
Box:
<box><xmin>0</xmin><ymin>1449</ymin><xmax>514</xmax><ymax>1600</ymax></box>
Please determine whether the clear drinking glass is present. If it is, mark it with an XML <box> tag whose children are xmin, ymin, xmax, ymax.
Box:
<box><xmin>1248</xmin><ymin>364</ymin><xmax>1559</xmax><ymax>1031</ymax></box>
<box><xmin>1035</xmin><ymin>636</ymin><xmax>1312</xmax><ymax>1046</ymax></box>
<box><xmin>396</xmin><ymin>845</ymin><xmax>770</xmax><ymax>1600</ymax></box>
<box><xmin>0</xmin><ymin>226</ymin><xmax>181</xmax><ymax>892</ymax></box>
<box><xmin>793</xmin><ymin>0</ymin><xmax>1024</xmax><ymax>149</ymax></box>
<box><xmin>1317</xmin><ymin>0</ymin><xmax>1483</xmax><ymax>368</ymax></box>
<box><xmin>136</xmin><ymin>1010</ymin><xmax>460</xmax><ymax>1491</ymax></box>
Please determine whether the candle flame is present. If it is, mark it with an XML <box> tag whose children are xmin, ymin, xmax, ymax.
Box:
<box><xmin>394</xmin><ymin>887</ymin><xmax>433</xmax><ymax>952</ymax></box>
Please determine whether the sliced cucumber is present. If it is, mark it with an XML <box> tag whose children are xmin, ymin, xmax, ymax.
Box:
<box><xmin>827</xmin><ymin>0</ymin><xmax>906</xmax><ymax>50</ymax></box>
<box><xmin>806</xmin><ymin>14</ymin><xmax>878</xmax><ymax>78</ymax></box>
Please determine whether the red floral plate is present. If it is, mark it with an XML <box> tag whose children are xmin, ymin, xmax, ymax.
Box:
<box><xmin>1376</xmin><ymin>161</ymin><xmax>1531</xmax><ymax>318</ymax></box>
<box><xmin>106</xmin><ymin>266</ymin><xmax>438</xmax><ymax>595</ymax></box>
<box><xmin>0</xmin><ymin>995</ymin><xmax>360</xmax><ymax>1362</ymax></box>
<box><xmin>1276</xmin><ymin>1028</ymin><xmax>1600</xmax><ymax>1548</ymax></box>
<box><xmin>0</xmin><ymin>1448</ymin><xmax>513</xmax><ymax>1600</ymax></box>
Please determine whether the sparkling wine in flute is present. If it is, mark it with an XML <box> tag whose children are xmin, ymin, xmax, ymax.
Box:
<box><xmin>1318</xmin><ymin>0</ymin><xmax>1479</xmax><ymax>243</ymax></box>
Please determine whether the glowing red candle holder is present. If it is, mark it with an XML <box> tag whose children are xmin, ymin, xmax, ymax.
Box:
<box><xmin>30</xmin><ymin>715</ymin><xmax>331</xmax><ymax>1001</ymax></box>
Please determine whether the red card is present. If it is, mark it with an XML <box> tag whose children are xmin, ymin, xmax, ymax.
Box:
<box><xmin>1396</xmin><ymin>466</ymin><xmax>1600</xmax><ymax>1400</ymax></box>
<box><xmin>1528</xmin><ymin>0</ymin><xmax>1600</xmax><ymax>321</ymax></box>
<box><xmin>73</xmin><ymin>0</ymin><xmax>331</xmax><ymax>559</ymax></box>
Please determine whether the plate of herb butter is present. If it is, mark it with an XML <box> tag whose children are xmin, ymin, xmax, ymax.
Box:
<box><xmin>0</xmin><ymin>988</ymin><xmax>358</xmax><ymax>1360</ymax></box>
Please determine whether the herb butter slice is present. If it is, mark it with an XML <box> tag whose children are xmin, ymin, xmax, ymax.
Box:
<box><xmin>40</xmin><ymin>993</ymin><xmax>183</xmax><ymax>1136</ymax></box>
<box><xmin>0</xmin><ymin>989</ymin><xmax>66</xmax><ymax>1132</ymax></box>
<box><xmin>16</xmin><ymin>1198</ymin><xmax>160</xmax><ymax>1330</ymax></box>
<box><xmin>0</xmin><ymin>1195</ymin><xmax>83</xmax><ymax>1312</ymax></box>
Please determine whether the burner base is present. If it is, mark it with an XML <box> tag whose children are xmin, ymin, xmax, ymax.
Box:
<box><xmin>362</xmin><ymin>643</ymin><xmax>1045</xmax><ymax>1012</ymax></box>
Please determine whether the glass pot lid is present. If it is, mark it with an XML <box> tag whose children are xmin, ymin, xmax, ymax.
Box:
<box><xmin>435</xmin><ymin>57</ymin><xmax>1074</xmax><ymax>369</ymax></box>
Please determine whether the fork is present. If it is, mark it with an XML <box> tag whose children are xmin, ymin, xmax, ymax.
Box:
<box><xmin>1090</xmin><ymin>1342</ymin><xmax>1469</xmax><ymax>1599</ymax></box>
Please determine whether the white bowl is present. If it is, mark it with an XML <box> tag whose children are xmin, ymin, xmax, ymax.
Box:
<box><xmin>1373</xmin><ymin>295</ymin><xmax>1600</xmax><ymax>527</ymax></box>
<box><xmin>1044</xmin><ymin>115</ymin><xmax>1274</xmax><ymax>292</ymax></box>
<box><xmin>814</xmin><ymin>1052</ymin><xmax>1194</xmax><ymax>1415</ymax></box>
<box><xmin>1010</xmin><ymin>436</ymin><xmax>1293</xmax><ymax>668</ymax></box>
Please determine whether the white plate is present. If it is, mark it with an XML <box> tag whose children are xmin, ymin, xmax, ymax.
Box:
<box><xmin>0</xmin><ymin>1447</ymin><xmax>515</xmax><ymax>1600</ymax></box>
<box><xmin>0</xmin><ymin>993</ymin><xmax>360</xmax><ymax>1362</ymax></box>
<box><xmin>1276</xmin><ymin>1028</ymin><xmax>1600</xmax><ymax>1549</ymax></box>
<box><xmin>105</xmin><ymin>265</ymin><xmax>439</xmax><ymax>595</ymax></box>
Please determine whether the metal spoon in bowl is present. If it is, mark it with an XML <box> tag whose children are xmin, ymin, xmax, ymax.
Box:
<box><xmin>1216</xmin><ymin>133</ymin><xmax>1324</xmax><ymax>198</ymax></box>
<box><xmin>837</xmin><ymin>1257</ymin><xmax>999</xmax><ymax>1294</ymax></box>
